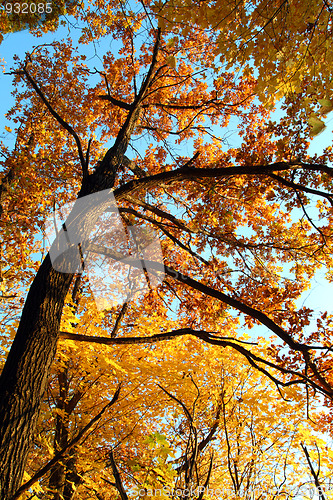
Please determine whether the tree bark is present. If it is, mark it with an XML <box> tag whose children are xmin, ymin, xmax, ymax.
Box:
<box><xmin>0</xmin><ymin>256</ymin><xmax>74</xmax><ymax>498</ymax></box>
<box><xmin>0</xmin><ymin>159</ymin><xmax>126</xmax><ymax>498</ymax></box>
<box><xmin>0</xmin><ymin>148</ymin><xmax>123</xmax><ymax>499</ymax></box>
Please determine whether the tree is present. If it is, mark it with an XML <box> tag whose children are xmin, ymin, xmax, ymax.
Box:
<box><xmin>1</xmin><ymin>0</ymin><xmax>333</xmax><ymax>498</ymax></box>
<box><xmin>17</xmin><ymin>321</ymin><xmax>333</xmax><ymax>499</ymax></box>
<box><xmin>157</xmin><ymin>0</ymin><xmax>333</xmax><ymax>131</ymax></box>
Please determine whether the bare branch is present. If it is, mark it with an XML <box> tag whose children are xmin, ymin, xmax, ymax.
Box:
<box><xmin>301</xmin><ymin>442</ymin><xmax>327</xmax><ymax>500</ymax></box>
<box><xmin>18</xmin><ymin>64</ymin><xmax>88</xmax><ymax>180</ymax></box>
<box><xmin>107</xmin><ymin>449</ymin><xmax>129</xmax><ymax>500</ymax></box>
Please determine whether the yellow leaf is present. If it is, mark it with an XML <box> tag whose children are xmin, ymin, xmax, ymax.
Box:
<box><xmin>308</xmin><ymin>115</ymin><xmax>326</xmax><ymax>136</ymax></box>
<box><xmin>166</xmin><ymin>56</ymin><xmax>177</xmax><ymax>69</ymax></box>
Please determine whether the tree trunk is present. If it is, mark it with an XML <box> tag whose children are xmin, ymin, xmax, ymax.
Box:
<box><xmin>0</xmin><ymin>163</ymin><xmax>120</xmax><ymax>499</ymax></box>
<box><xmin>0</xmin><ymin>178</ymin><xmax>121</xmax><ymax>497</ymax></box>
<box><xmin>0</xmin><ymin>256</ymin><xmax>74</xmax><ymax>498</ymax></box>
<box><xmin>0</xmin><ymin>117</ymin><xmax>141</xmax><ymax>500</ymax></box>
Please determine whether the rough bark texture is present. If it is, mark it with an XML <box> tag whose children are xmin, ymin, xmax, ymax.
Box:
<box><xmin>0</xmin><ymin>169</ymin><xmax>122</xmax><ymax>498</ymax></box>
<box><xmin>0</xmin><ymin>142</ymin><xmax>122</xmax><ymax>499</ymax></box>
<box><xmin>0</xmin><ymin>256</ymin><xmax>74</xmax><ymax>497</ymax></box>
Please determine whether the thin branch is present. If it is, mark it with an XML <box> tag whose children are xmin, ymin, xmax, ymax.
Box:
<box><xmin>295</xmin><ymin>189</ymin><xmax>328</xmax><ymax>245</ymax></box>
<box><xmin>59</xmin><ymin>328</ymin><xmax>330</xmax><ymax>396</ymax></box>
<box><xmin>301</xmin><ymin>442</ymin><xmax>327</xmax><ymax>500</ymax></box>
<box><xmin>111</xmin><ymin>302</ymin><xmax>128</xmax><ymax>338</ymax></box>
<box><xmin>269</xmin><ymin>173</ymin><xmax>333</xmax><ymax>206</ymax></box>
<box><xmin>197</xmin><ymin>453</ymin><xmax>214</xmax><ymax>500</ymax></box>
<box><xmin>157</xmin><ymin>384</ymin><xmax>193</xmax><ymax>423</ymax></box>
<box><xmin>85</xmin><ymin>137</ymin><xmax>92</xmax><ymax>170</ymax></box>
<box><xmin>16</xmin><ymin>63</ymin><xmax>88</xmax><ymax>180</ymax></box>
<box><xmin>108</xmin><ymin>449</ymin><xmax>129</xmax><ymax>500</ymax></box>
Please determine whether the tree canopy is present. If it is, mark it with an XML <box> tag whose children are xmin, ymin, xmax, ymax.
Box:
<box><xmin>1</xmin><ymin>0</ymin><xmax>333</xmax><ymax>499</ymax></box>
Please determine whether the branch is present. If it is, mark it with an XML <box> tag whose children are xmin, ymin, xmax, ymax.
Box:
<box><xmin>141</xmin><ymin>94</ymin><xmax>254</xmax><ymax>110</ymax></box>
<box><xmin>118</xmin><ymin>200</ymin><xmax>195</xmax><ymax>235</ymax></box>
<box><xmin>108</xmin><ymin>449</ymin><xmax>129</xmax><ymax>500</ymax></box>
<box><xmin>113</xmin><ymin>161</ymin><xmax>331</xmax><ymax>201</ymax></box>
<box><xmin>75</xmin><ymin>240</ymin><xmax>333</xmax><ymax>395</ymax></box>
<box><xmin>19</xmin><ymin>64</ymin><xmax>88</xmax><ymax>180</ymax></box>
<box><xmin>269</xmin><ymin>173</ymin><xmax>333</xmax><ymax>206</ymax></box>
<box><xmin>97</xmin><ymin>94</ymin><xmax>132</xmax><ymax>110</ymax></box>
<box><xmin>87</xmin><ymin>67</ymin><xmax>132</xmax><ymax>109</ymax></box>
<box><xmin>197</xmin><ymin>453</ymin><xmax>214</xmax><ymax>500</ymax></box>
<box><xmin>157</xmin><ymin>384</ymin><xmax>193</xmax><ymax>423</ymax></box>
<box><xmin>136</xmin><ymin>28</ymin><xmax>161</xmax><ymax>103</ymax></box>
<box><xmin>76</xmin><ymin>245</ymin><xmax>306</xmax><ymax>353</ymax></box>
<box><xmin>158</xmin><ymin>385</ymin><xmax>199</xmax><ymax>485</ymax></box>
<box><xmin>161</xmin><ymin>263</ymin><xmax>303</xmax><ymax>350</ymax></box>
<box><xmin>83</xmin><ymin>28</ymin><xmax>162</xmax><ymax>194</ymax></box>
<box><xmin>59</xmin><ymin>328</ymin><xmax>330</xmax><ymax>396</ymax></box>
<box><xmin>301</xmin><ymin>442</ymin><xmax>327</xmax><ymax>500</ymax></box>
<box><xmin>85</xmin><ymin>137</ymin><xmax>92</xmax><ymax>170</ymax></box>
<box><xmin>118</xmin><ymin>205</ymin><xmax>210</xmax><ymax>267</ymax></box>
<box><xmin>111</xmin><ymin>302</ymin><xmax>128</xmax><ymax>338</ymax></box>
<box><xmin>111</xmin><ymin>27</ymin><xmax>162</xmax><ymax>153</ymax></box>
<box><xmin>176</xmin><ymin>399</ymin><xmax>221</xmax><ymax>474</ymax></box>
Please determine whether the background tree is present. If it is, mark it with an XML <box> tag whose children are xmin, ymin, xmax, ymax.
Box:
<box><xmin>17</xmin><ymin>315</ymin><xmax>333</xmax><ymax>499</ymax></box>
<box><xmin>156</xmin><ymin>0</ymin><xmax>333</xmax><ymax>132</ymax></box>
<box><xmin>1</xmin><ymin>0</ymin><xmax>333</xmax><ymax>498</ymax></box>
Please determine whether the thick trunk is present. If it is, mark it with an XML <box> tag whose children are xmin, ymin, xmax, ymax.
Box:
<box><xmin>0</xmin><ymin>256</ymin><xmax>74</xmax><ymax>498</ymax></box>
<box><xmin>0</xmin><ymin>161</ymin><xmax>119</xmax><ymax>499</ymax></box>
<box><xmin>0</xmin><ymin>122</ymin><xmax>129</xmax><ymax>498</ymax></box>
<box><xmin>0</xmin><ymin>150</ymin><xmax>132</xmax><ymax>499</ymax></box>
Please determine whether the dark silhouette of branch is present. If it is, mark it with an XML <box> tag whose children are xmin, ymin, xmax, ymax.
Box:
<box><xmin>107</xmin><ymin>449</ymin><xmax>129</xmax><ymax>500</ymax></box>
<box><xmin>301</xmin><ymin>442</ymin><xmax>327</xmax><ymax>500</ymax></box>
<box><xmin>59</xmin><ymin>327</ymin><xmax>331</xmax><ymax>397</ymax></box>
<box><xmin>97</xmin><ymin>94</ymin><xmax>132</xmax><ymax>110</ymax></box>
<box><xmin>197</xmin><ymin>453</ymin><xmax>214</xmax><ymax>500</ymax></box>
<box><xmin>80</xmin><ymin>28</ymin><xmax>162</xmax><ymax>197</ymax></box>
<box><xmin>111</xmin><ymin>302</ymin><xmax>128</xmax><ymax>338</ymax></box>
<box><xmin>269</xmin><ymin>173</ymin><xmax>333</xmax><ymax>206</ymax></box>
<box><xmin>13</xmin><ymin>62</ymin><xmax>88</xmax><ymax>180</ymax></box>
<box><xmin>113</xmin><ymin>161</ymin><xmax>332</xmax><ymax>202</ymax></box>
